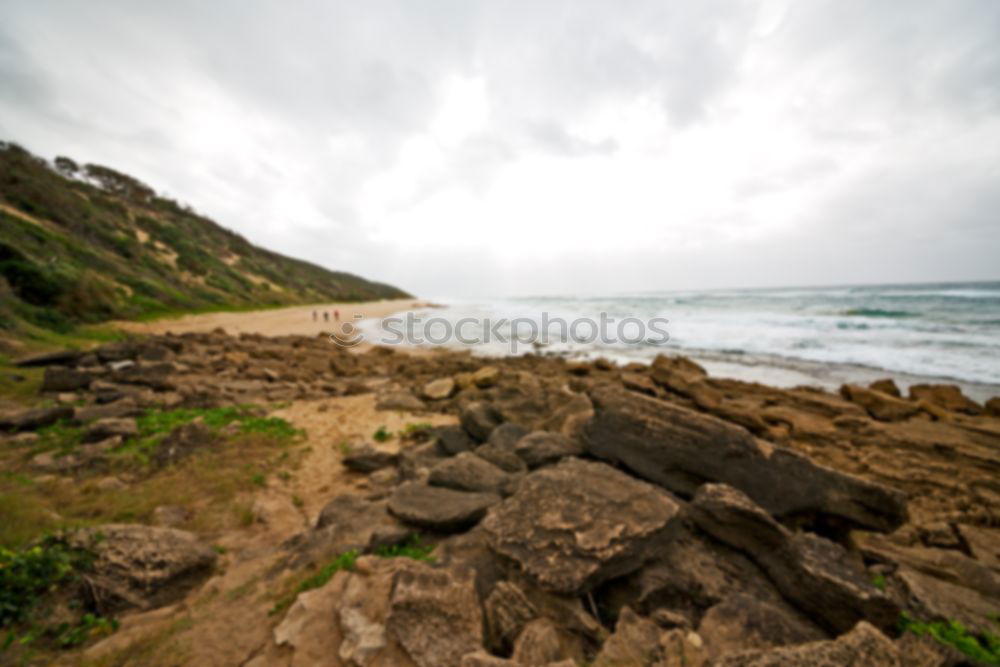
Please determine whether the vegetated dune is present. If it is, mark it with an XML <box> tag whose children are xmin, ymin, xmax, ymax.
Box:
<box><xmin>0</xmin><ymin>141</ymin><xmax>410</xmax><ymax>339</ymax></box>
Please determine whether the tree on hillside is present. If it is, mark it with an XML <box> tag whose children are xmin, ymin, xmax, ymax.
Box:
<box><xmin>53</xmin><ymin>156</ymin><xmax>80</xmax><ymax>179</ymax></box>
<box><xmin>83</xmin><ymin>163</ymin><xmax>155</xmax><ymax>203</ymax></box>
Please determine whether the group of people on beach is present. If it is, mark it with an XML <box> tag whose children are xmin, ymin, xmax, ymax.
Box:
<box><xmin>313</xmin><ymin>309</ymin><xmax>339</xmax><ymax>323</ymax></box>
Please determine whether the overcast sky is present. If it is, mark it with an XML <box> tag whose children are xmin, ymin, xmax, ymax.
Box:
<box><xmin>1</xmin><ymin>1</ymin><xmax>999</xmax><ymax>298</ymax></box>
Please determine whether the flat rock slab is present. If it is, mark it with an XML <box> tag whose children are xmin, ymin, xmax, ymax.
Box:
<box><xmin>583</xmin><ymin>385</ymin><xmax>907</xmax><ymax>533</ymax></box>
<box><xmin>482</xmin><ymin>458</ymin><xmax>681</xmax><ymax>594</ymax></box>
<box><xmin>388</xmin><ymin>482</ymin><xmax>500</xmax><ymax>532</ymax></box>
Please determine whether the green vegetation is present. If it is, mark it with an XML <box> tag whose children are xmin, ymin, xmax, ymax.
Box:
<box><xmin>270</xmin><ymin>536</ymin><xmax>436</xmax><ymax>616</ymax></box>
<box><xmin>0</xmin><ymin>141</ymin><xmax>410</xmax><ymax>339</ymax></box>
<box><xmin>372</xmin><ymin>425</ymin><xmax>392</xmax><ymax>442</ymax></box>
<box><xmin>400</xmin><ymin>422</ymin><xmax>433</xmax><ymax>438</ymax></box>
<box><xmin>871</xmin><ymin>573</ymin><xmax>886</xmax><ymax>590</ymax></box>
<box><xmin>0</xmin><ymin>407</ymin><xmax>305</xmax><ymax>550</ymax></box>
<box><xmin>270</xmin><ymin>550</ymin><xmax>359</xmax><ymax>616</ymax></box>
<box><xmin>120</xmin><ymin>405</ymin><xmax>303</xmax><ymax>464</ymax></box>
<box><xmin>0</xmin><ymin>536</ymin><xmax>118</xmax><ymax>653</ymax></box>
<box><xmin>373</xmin><ymin>535</ymin><xmax>436</xmax><ymax>562</ymax></box>
<box><xmin>900</xmin><ymin>612</ymin><xmax>1000</xmax><ymax>665</ymax></box>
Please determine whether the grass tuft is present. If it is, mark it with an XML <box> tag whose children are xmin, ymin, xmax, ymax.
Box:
<box><xmin>900</xmin><ymin>612</ymin><xmax>1000</xmax><ymax>665</ymax></box>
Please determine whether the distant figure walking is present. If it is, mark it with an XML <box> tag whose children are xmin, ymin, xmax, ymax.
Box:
<box><xmin>334</xmin><ymin>309</ymin><xmax>340</xmax><ymax>322</ymax></box>
<box><xmin>312</xmin><ymin>310</ymin><xmax>317</xmax><ymax>322</ymax></box>
<box><xmin>323</xmin><ymin>311</ymin><xmax>330</xmax><ymax>322</ymax></box>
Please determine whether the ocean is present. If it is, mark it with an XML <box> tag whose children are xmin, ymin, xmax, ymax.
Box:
<box><xmin>363</xmin><ymin>281</ymin><xmax>1000</xmax><ymax>402</ymax></box>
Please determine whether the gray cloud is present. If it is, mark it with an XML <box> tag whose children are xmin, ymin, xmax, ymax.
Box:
<box><xmin>0</xmin><ymin>0</ymin><xmax>998</xmax><ymax>297</ymax></box>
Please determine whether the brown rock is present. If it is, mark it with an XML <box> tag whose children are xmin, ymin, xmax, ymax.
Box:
<box><xmin>433</xmin><ymin>425</ymin><xmax>478</xmax><ymax>455</ymax></box>
<box><xmin>605</xmin><ymin>522</ymin><xmax>799</xmax><ymax>627</ymax></box>
<box><xmin>857</xmin><ymin>532</ymin><xmax>1000</xmax><ymax>598</ymax></box>
<box><xmin>484</xmin><ymin>580</ymin><xmax>538</xmax><ymax>653</ymax></box>
<box><xmin>376</xmin><ymin>391</ymin><xmax>427</xmax><ymax>412</ymax></box>
<box><xmin>869</xmin><ymin>379</ymin><xmax>902</xmax><ymax>397</ymax></box>
<box><xmin>985</xmin><ymin>397</ymin><xmax>1000</xmax><ymax>417</ymax></box>
<box><xmin>342</xmin><ymin>443</ymin><xmax>399</xmax><ymax>473</ymax></box>
<box><xmin>487</xmin><ymin>422</ymin><xmax>530</xmax><ymax>450</ymax></box>
<box><xmin>841</xmin><ymin>384</ymin><xmax>920</xmax><ymax>422</ymax></box>
<box><xmin>387</xmin><ymin>562</ymin><xmax>484</xmax><ymax>667</ymax></box>
<box><xmin>712</xmin><ymin>621</ymin><xmax>900</xmax><ymax>666</ymax></box>
<box><xmin>422</xmin><ymin>377</ymin><xmax>457</xmax><ymax>400</ymax></box>
<box><xmin>474</xmin><ymin>443</ymin><xmax>528</xmax><ymax>474</ymax></box>
<box><xmin>0</xmin><ymin>404</ymin><xmax>73</xmax><ymax>432</ymax></box>
<box><xmin>73</xmin><ymin>398</ymin><xmax>140</xmax><ymax>422</ymax></box>
<box><xmin>513</xmin><ymin>431</ymin><xmax>584</xmax><ymax>469</ymax></box>
<box><xmin>42</xmin><ymin>366</ymin><xmax>93</xmax><ymax>392</ymax></box>
<box><xmin>482</xmin><ymin>458</ymin><xmax>681</xmax><ymax>594</ymax></box>
<box><xmin>430</xmin><ymin>452</ymin><xmax>509</xmax><ymax>494</ymax></box>
<box><xmin>593</xmin><ymin>607</ymin><xmax>665</xmax><ymax>666</ymax></box>
<box><xmin>584</xmin><ymin>385</ymin><xmax>908</xmax><ymax>533</ymax></box>
<box><xmin>691</xmin><ymin>484</ymin><xmax>899</xmax><ymax>634</ymax></box>
<box><xmin>69</xmin><ymin>524</ymin><xmax>217</xmax><ymax>613</ymax></box>
<box><xmin>895</xmin><ymin>565</ymin><xmax>1000</xmax><ymax>635</ymax></box>
<box><xmin>908</xmin><ymin>384</ymin><xmax>982</xmax><ymax>415</ymax></box>
<box><xmin>697</xmin><ymin>594</ymin><xmax>825</xmax><ymax>658</ymax></box>
<box><xmin>83</xmin><ymin>417</ymin><xmax>138</xmax><ymax>443</ymax></box>
<box><xmin>461</xmin><ymin>401</ymin><xmax>504</xmax><ymax>441</ymax></box>
<box><xmin>622</xmin><ymin>372</ymin><xmax>659</xmax><ymax>396</ymax></box>
<box><xmin>473</xmin><ymin>366</ymin><xmax>501</xmax><ymax>388</ymax></box>
<box><xmin>388</xmin><ymin>482</ymin><xmax>500</xmax><ymax>532</ymax></box>
<box><xmin>512</xmin><ymin>618</ymin><xmax>582</xmax><ymax>665</ymax></box>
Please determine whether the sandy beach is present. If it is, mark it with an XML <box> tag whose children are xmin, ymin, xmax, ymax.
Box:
<box><xmin>116</xmin><ymin>298</ymin><xmax>427</xmax><ymax>338</ymax></box>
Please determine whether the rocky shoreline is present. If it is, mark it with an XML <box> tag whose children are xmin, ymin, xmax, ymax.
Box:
<box><xmin>3</xmin><ymin>330</ymin><xmax>1000</xmax><ymax>665</ymax></box>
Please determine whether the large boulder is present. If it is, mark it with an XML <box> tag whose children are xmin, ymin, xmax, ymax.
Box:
<box><xmin>712</xmin><ymin>621</ymin><xmax>900</xmax><ymax>666</ymax></box>
<box><xmin>603</xmin><ymin>522</ymin><xmax>798</xmax><ymax>626</ymax></box>
<box><xmin>388</xmin><ymin>482</ymin><xmax>500</xmax><ymax>532</ymax></box>
<box><xmin>482</xmin><ymin>458</ymin><xmax>682</xmax><ymax>594</ymax></box>
<box><xmin>840</xmin><ymin>384</ymin><xmax>920</xmax><ymax>422</ymax></box>
<box><xmin>583</xmin><ymin>385</ymin><xmax>908</xmax><ymax>533</ymax></box>
<box><xmin>691</xmin><ymin>484</ymin><xmax>899</xmax><ymax>634</ymax></box>
<box><xmin>429</xmin><ymin>452</ymin><xmax>509</xmax><ymax>494</ymax></box>
<box><xmin>69</xmin><ymin>524</ymin><xmax>217</xmax><ymax>613</ymax></box>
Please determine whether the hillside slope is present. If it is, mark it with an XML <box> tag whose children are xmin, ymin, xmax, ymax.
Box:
<box><xmin>0</xmin><ymin>141</ymin><xmax>410</xmax><ymax>335</ymax></box>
